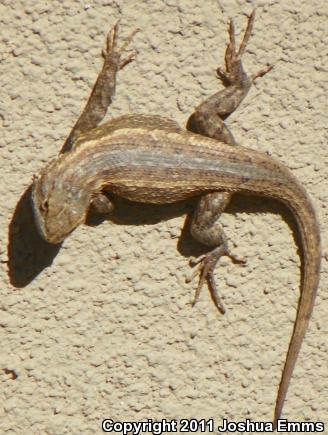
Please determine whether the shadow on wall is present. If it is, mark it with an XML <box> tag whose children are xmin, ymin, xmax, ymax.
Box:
<box><xmin>8</xmin><ymin>185</ymin><xmax>300</xmax><ymax>290</ymax></box>
<box><xmin>7</xmin><ymin>186</ymin><xmax>197</xmax><ymax>288</ymax></box>
<box><xmin>8</xmin><ymin>185</ymin><xmax>62</xmax><ymax>287</ymax></box>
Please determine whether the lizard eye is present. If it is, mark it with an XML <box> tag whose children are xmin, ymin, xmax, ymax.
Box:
<box><xmin>40</xmin><ymin>200</ymin><xmax>49</xmax><ymax>212</ymax></box>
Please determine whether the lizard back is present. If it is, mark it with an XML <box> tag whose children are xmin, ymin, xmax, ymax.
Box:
<box><xmin>65</xmin><ymin>116</ymin><xmax>295</xmax><ymax>205</ymax></box>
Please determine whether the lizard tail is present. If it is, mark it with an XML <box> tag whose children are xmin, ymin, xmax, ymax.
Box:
<box><xmin>271</xmin><ymin>176</ymin><xmax>321</xmax><ymax>428</ymax></box>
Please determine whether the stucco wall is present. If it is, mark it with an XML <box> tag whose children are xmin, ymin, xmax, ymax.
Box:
<box><xmin>1</xmin><ymin>0</ymin><xmax>327</xmax><ymax>433</ymax></box>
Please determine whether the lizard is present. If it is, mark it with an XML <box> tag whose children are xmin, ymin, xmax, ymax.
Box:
<box><xmin>31</xmin><ymin>10</ymin><xmax>321</xmax><ymax>427</ymax></box>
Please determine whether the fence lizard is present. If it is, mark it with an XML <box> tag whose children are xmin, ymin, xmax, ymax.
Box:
<box><xmin>31</xmin><ymin>10</ymin><xmax>321</xmax><ymax>427</ymax></box>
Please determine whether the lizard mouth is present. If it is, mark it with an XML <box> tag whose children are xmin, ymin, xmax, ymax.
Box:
<box><xmin>31</xmin><ymin>182</ymin><xmax>47</xmax><ymax>240</ymax></box>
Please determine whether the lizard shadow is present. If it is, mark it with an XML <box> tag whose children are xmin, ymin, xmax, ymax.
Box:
<box><xmin>8</xmin><ymin>187</ymin><xmax>300</xmax><ymax>289</ymax></box>
<box><xmin>8</xmin><ymin>187</ymin><xmax>192</xmax><ymax>288</ymax></box>
<box><xmin>8</xmin><ymin>186</ymin><xmax>62</xmax><ymax>288</ymax></box>
<box><xmin>87</xmin><ymin>192</ymin><xmax>301</xmax><ymax>263</ymax></box>
<box><xmin>180</xmin><ymin>194</ymin><xmax>300</xmax><ymax>260</ymax></box>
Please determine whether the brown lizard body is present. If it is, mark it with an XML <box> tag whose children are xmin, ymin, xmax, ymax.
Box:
<box><xmin>31</xmin><ymin>11</ymin><xmax>321</xmax><ymax>427</ymax></box>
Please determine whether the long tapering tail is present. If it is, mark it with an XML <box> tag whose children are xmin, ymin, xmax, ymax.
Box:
<box><xmin>272</xmin><ymin>179</ymin><xmax>321</xmax><ymax>428</ymax></box>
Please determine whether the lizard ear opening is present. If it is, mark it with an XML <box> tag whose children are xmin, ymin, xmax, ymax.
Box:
<box><xmin>40</xmin><ymin>200</ymin><xmax>49</xmax><ymax>212</ymax></box>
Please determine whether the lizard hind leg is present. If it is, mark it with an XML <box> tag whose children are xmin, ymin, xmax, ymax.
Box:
<box><xmin>187</xmin><ymin>10</ymin><xmax>272</xmax><ymax>143</ymax></box>
<box><xmin>187</xmin><ymin>192</ymin><xmax>246</xmax><ymax>313</ymax></box>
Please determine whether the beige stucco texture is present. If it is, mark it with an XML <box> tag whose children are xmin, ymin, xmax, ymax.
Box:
<box><xmin>1</xmin><ymin>0</ymin><xmax>327</xmax><ymax>433</ymax></box>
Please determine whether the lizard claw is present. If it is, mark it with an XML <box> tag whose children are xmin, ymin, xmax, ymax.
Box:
<box><xmin>216</xmin><ymin>9</ymin><xmax>273</xmax><ymax>87</ymax></box>
<box><xmin>189</xmin><ymin>254</ymin><xmax>206</xmax><ymax>267</ymax></box>
<box><xmin>187</xmin><ymin>246</ymin><xmax>246</xmax><ymax>314</ymax></box>
<box><xmin>103</xmin><ymin>22</ymin><xmax>139</xmax><ymax>71</ymax></box>
<box><xmin>251</xmin><ymin>64</ymin><xmax>274</xmax><ymax>82</ymax></box>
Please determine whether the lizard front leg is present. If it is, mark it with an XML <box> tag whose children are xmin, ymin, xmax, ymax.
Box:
<box><xmin>186</xmin><ymin>10</ymin><xmax>272</xmax><ymax>311</ymax></box>
<box><xmin>62</xmin><ymin>22</ymin><xmax>138</xmax><ymax>214</ymax></box>
<box><xmin>62</xmin><ymin>22</ymin><xmax>138</xmax><ymax>153</ymax></box>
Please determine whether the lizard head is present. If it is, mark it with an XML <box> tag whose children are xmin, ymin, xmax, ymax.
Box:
<box><xmin>31</xmin><ymin>159</ymin><xmax>91</xmax><ymax>244</ymax></box>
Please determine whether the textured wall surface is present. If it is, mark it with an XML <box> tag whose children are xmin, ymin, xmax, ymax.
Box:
<box><xmin>1</xmin><ymin>0</ymin><xmax>327</xmax><ymax>433</ymax></box>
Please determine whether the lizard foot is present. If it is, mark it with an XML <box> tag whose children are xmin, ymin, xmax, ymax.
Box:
<box><xmin>187</xmin><ymin>245</ymin><xmax>246</xmax><ymax>314</ymax></box>
<box><xmin>103</xmin><ymin>21</ymin><xmax>140</xmax><ymax>70</ymax></box>
<box><xmin>216</xmin><ymin>9</ymin><xmax>273</xmax><ymax>87</ymax></box>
